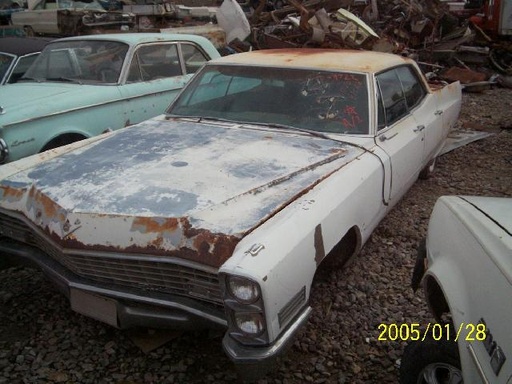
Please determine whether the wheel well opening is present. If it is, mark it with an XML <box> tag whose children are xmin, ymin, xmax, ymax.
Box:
<box><xmin>322</xmin><ymin>226</ymin><xmax>361</xmax><ymax>269</ymax></box>
<box><xmin>424</xmin><ymin>275</ymin><xmax>450</xmax><ymax>322</ymax></box>
<box><xmin>40</xmin><ymin>133</ymin><xmax>87</xmax><ymax>152</ymax></box>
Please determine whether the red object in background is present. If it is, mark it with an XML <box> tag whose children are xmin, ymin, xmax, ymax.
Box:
<box><xmin>470</xmin><ymin>0</ymin><xmax>512</xmax><ymax>37</ymax></box>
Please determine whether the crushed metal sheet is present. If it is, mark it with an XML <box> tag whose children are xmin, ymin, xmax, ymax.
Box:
<box><xmin>440</xmin><ymin>129</ymin><xmax>494</xmax><ymax>156</ymax></box>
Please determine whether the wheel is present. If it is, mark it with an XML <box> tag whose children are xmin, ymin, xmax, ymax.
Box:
<box><xmin>400</xmin><ymin>336</ymin><xmax>462</xmax><ymax>384</ymax></box>
<box><xmin>419</xmin><ymin>157</ymin><xmax>436</xmax><ymax>180</ymax></box>
<box><xmin>23</xmin><ymin>26</ymin><xmax>35</xmax><ymax>37</ymax></box>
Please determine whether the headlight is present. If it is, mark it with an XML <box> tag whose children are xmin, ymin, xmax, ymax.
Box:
<box><xmin>227</xmin><ymin>276</ymin><xmax>260</xmax><ymax>304</ymax></box>
<box><xmin>234</xmin><ymin>312</ymin><xmax>265</xmax><ymax>335</ymax></box>
<box><xmin>0</xmin><ymin>138</ymin><xmax>9</xmax><ymax>164</ymax></box>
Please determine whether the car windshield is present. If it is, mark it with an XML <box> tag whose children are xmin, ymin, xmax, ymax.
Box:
<box><xmin>168</xmin><ymin>65</ymin><xmax>370</xmax><ymax>135</ymax></box>
<box><xmin>22</xmin><ymin>40</ymin><xmax>128</xmax><ymax>84</ymax></box>
<box><xmin>0</xmin><ymin>53</ymin><xmax>15</xmax><ymax>82</ymax></box>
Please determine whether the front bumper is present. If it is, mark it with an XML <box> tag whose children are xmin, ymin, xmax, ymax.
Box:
<box><xmin>1</xmin><ymin>239</ymin><xmax>311</xmax><ymax>370</ymax></box>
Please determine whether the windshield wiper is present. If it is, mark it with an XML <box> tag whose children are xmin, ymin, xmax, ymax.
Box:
<box><xmin>166</xmin><ymin>114</ymin><xmax>334</xmax><ymax>140</ymax></box>
<box><xmin>247</xmin><ymin>121</ymin><xmax>333</xmax><ymax>140</ymax></box>
<box><xmin>165</xmin><ymin>115</ymin><xmax>239</xmax><ymax>125</ymax></box>
<box><xmin>17</xmin><ymin>77</ymin><xmax>42</xmax><ymax>83</ymax></box>
<box><xmin>45</xmin><ymin>77</ymin><xmax>82</xmax><ymax>84</ymax></box>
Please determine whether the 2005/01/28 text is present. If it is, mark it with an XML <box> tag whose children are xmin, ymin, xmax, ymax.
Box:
<box><xmin>377</xmin><ymin>323</ymin><xmax>486</xmax><ymax>342</ymax></box>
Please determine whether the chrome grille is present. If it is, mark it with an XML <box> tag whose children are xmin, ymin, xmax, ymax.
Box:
<box><xmin>0</xmin><ymin>212</ymin><xmax>222</xmax><ymax>307</ymax></box>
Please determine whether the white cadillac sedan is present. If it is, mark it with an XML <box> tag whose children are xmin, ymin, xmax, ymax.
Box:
<box><xmin>0</xmin><ymin>49</ymin><xmax>461</xmax><ymax>377</ymax></box>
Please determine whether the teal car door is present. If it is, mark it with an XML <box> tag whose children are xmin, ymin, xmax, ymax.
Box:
<box><xmin>118</xmin><ymin>42</ymin><xmax>210</xmax><ymax>124</ymax></box>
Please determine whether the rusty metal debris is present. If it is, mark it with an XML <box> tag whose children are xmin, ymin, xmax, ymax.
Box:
<box><xmin>202</xmin><ymin>0</ymin><xmax>510</xmax><ymax>92</ymax></box>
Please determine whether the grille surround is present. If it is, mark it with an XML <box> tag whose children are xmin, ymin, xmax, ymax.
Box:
<box><xmin>0</xmin><ymin>210</ymin><xmax>223</xmax><ymax>307</ymax></box>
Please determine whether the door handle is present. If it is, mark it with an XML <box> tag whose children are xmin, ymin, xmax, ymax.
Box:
<box><xmin>414</xmin><ymin>125</ymin><xmax>425</xmax><ymax>132</ymax></box>
<box><xmin>379</xmin><ymin>132</ymin><xmax>398</xmax><ymax>142</ymax></box>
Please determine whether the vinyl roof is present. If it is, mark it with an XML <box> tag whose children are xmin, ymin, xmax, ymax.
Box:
<box><xmin>0</xmin><ymin>37</ymin><xmax>53</xmax><ymax>56</ymax></box>
<box><xmin>212</xmin><ymin>48</ymin><xmax>413</xmax><ymax>74</ymax></box>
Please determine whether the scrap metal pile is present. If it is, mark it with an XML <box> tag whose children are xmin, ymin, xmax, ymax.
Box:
<box><xmin>222</xmin><ymin>0</ymin><xmax>512</xmax><ymax>90</ymax></box>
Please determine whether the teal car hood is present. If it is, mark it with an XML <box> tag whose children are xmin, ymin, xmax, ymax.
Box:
<box><xmin>0</xmin><ymin>83</ymin><xmax>120</xmax><ymax>127</ymax></box>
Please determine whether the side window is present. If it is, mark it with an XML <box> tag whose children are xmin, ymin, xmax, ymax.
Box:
<box><xmin>376</xmin><ymin>69</ymin><xmax>407</xmax><ymax>126</ymax></box>
<box><xmin>8</xmin><ymin>54</ymin><xmax>38</xmax><ymax>83</ymax></box>
<box><xmin>376</xmin><ymin>84</ymin><xmax>386</xmax><ymax>131</ymax></box>
<box><xmin>396</xmin><ymin>66</ymin><xmax>426</xmax><ymax>110</ymax></box>
<box><xmin>44</xmin><ymin>0</ymin><xmax>57</xmax><ymax>9</ymax></box>
<box><xmin>127</xmin><ymin>44</ymin><xmax>182</xmax><ymax>83</ymax></box>
<box><xmin>33</xmin><ymin>0</ymin><xmax>44</xmax><ymax>9</ymax></box>
<box><xmin>127</xmin><ymin>53</ymin><xmax>143</xmax><ymax>83</ymax></box>
<box><xmin>181</xmin><ymin>44</ymin><xmax>209</xmax><ymax>74</ymax></box>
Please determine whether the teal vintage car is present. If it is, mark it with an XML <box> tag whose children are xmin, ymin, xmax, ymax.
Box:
<box><xmin>0</xmin><ymin>33</ymin><xmax>220</xmax><ymax>164</ymax></box>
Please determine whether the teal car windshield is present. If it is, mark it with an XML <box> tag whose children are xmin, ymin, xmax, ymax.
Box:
<box><xmin>168</xmin><ymin>65</ymin><xmax>370</xmax><ymax>135</ymax></box>
<box><xmin>22</xmin><ymin>40</ymin><xmax>129</xmax><ymax>84</ymax></box>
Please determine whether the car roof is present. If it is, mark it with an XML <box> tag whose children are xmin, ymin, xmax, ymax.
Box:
<box><xmin>0</xmin><ymin>37</ymin><xmax>53</xmax><ymax>56</ymax></box>
<box><xmin>55</xmin><ymin>33</ymin><xmax>212</xmax><ymax>46</ymax></box>
<box><xmin>211</xmin><ymin>48</ymin><xmax>413</xmax><ymax>74</ymax></box>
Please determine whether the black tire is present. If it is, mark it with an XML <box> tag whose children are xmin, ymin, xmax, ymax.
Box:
<box><xmin>40</xmin><ymin>133</ymin><xmax>86</xmax><ymax>152</ymax></box>
<box><xmin>419</xmin><ymin>157</ymin><xmax>436</xmax><ymax>180</ymax></box>
<box><xmin>400</xmin><ymin>336</ymin><xmax>462</xmax><ymax>384</ymax></box>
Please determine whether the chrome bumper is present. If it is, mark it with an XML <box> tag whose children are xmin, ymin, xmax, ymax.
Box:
<box><xmin>0</xmin><ymin>240</ymin><xmax>227</xmax><ymax>330</ymax></box>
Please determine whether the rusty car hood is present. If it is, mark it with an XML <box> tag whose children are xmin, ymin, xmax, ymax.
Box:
<box><xmin>0</xmin><ymin>117</ymin><xmax>364</xmax><ymax>267</ymax></box>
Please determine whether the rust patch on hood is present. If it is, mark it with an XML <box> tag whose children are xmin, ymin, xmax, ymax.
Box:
<box><xmin>28</xmin><ymin>186</ymin><xmax>60</xmax><ymax>219</ymax></box>
<box><xmin>132</xmin><ymin>217</ymin><xmax>180</xmax><ymax>233</ymax></box>
<box><xmin>54</xmin><ymin>215</ymin><xmax>242</xmax><ymax>268</ymax></box>
<box><xmin>0</xmin><ymin>185</ymin><xmax>25</xmax><ymax>202</ymax></box>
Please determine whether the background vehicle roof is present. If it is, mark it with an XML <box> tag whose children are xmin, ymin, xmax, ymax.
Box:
<box><xmin>212</xmin><ymin>48</ymin><xmax>413</xmax><ymax>74</ymax></box>
<box><xmin>0</xmin><ymin>37</ymin><xmax>53</xmax><ymax>56</ymax></box>
<box><xmin>56</xmin><ymin>33</ymin><xmax>214</xmax><ymax>46</ymax></box>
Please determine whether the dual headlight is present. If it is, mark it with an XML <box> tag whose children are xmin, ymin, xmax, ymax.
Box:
<box><xmin>223</xmin><ymin>275</ymin><xmax>268</xmax><ymax>344</ymax></box>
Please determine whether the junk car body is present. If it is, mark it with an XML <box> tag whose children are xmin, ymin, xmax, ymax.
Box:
<box><xmin>0</xmin><ymin>33</ymin><xmax>220</xmax><ymax>164</ymax></box>
<box><xmin>0</xmin><ymin>0</ymin><xmax>24</xmax><ymax>25</ymax></box>
<box><xmin>10</xmin><ymin>0</ymin><xmax>134</xmax><ymax>36</ymax></box>
<box><xmin>0</xmin><ymin>49</ymin><xmax>461</xmax><ymax>373</ymax></box>
<box><xmin>0</xmin><ymin>36</ymin><xmax>51</xmax><ymax>85</ymax></box>
<box><xmin>401</xmin><ymin>196</ymin><xmax>512</xmax><ymax>384</ymax></box>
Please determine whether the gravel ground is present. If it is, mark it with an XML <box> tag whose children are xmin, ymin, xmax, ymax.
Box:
<box><xmin>1</xmin><ymin>87</ymin><xmax>511</xmax><ymax>384</ymax></box>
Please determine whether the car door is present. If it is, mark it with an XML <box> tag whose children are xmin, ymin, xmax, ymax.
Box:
<box><xmin>26</xmin><ymin>0</ymin><xmax>59</xmax><ymax>34</ymax></box>
<box><xmin>118</xmin><ymin>42</ymin><xmax>210</xmax><ymax>124</ymax></box>
<box><xmin>398</xmin><ymin>65</ymin><xmax>445</xmax><ymax>163</ymax></box>
<box><xmin>375</xmin><ymin>67</ymin><xmax>426</xmax><ymax>203</ymax></box>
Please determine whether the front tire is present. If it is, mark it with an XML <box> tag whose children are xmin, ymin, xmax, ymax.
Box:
<box><xmin>419</xmin><ymin>157</ymin><xmax>436</xmax><ymax>180</ymax></box>
<box><xmin>400</xmin><ymin>336</ymin><xmax>462</xmax><ymax>384</ymax></box>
